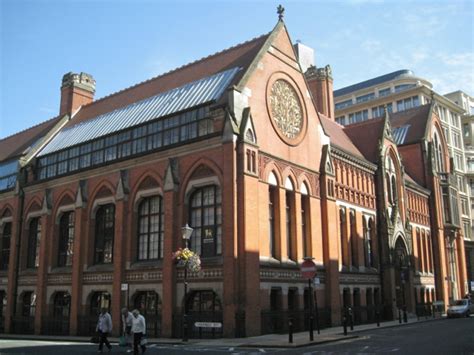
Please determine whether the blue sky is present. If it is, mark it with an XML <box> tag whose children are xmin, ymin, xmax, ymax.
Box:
<box><xmin>1</xmin><ymin>0</ymin><xmax>473</xmax><ymax>139</ymax></box>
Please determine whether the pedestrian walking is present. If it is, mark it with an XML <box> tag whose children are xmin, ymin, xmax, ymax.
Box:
<box><xmin>131</xmin><ymin>309</ymin><xmax>146</xmax><ymax>354</ymax></box>
<box><xmin>122</xmin><ymin>307</ymin><xmax>134</xmax><ymax>348</ymax></box>
<box><xmin>96</xmin><ymin>307</ymin><xmax>112</xmax><ymax>353</ymax></box>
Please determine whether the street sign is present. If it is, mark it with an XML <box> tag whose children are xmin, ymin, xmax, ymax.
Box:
<box><xmin>300</xmin><ymin>259</ymin><xmax>317</xmax><ymax>279</ymax></box>
<box><xmin>194</xmin><ymin>322</ymin><xmax>222</xmax><ymax>328</ymax></box>
<box><xmin>121</xmin><ymin>283</ymin><xmax>128</xmax><ymax>291</ymax></box>
<box><xmin>314</xmin><ymin>277</ymin><xmax>320</xmax><ymax>285</ymax></box>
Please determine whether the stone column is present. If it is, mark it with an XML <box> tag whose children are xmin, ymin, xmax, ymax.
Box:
<box><xmin>34</xmin><ymin>197</ymin><xmax>52</xmax><ymax>334</ymax></box>
<box><xmin>69</xmin><ymin>183</ymin><xmax>87</xmax><ymax>335</ymax></box>
<box><xmin>161</xmin><ymin>159</ymin><xmax>179</xmax><ymax>337</ymax></box>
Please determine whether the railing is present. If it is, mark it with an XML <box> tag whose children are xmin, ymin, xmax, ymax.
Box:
<box><xmin>77</xmin><ymin>315</ymin><xmax>98</xmax><ymax>336</ymax></box>
<box><xmin>415</xmin><ymin>303</ymin><xmax>433</xmax><ymax>318</ymax></box>
<box><xmin>343</xmin><ymin>305</ymin><xmax>384</xmax><ymax>326</ymax></box>
<box><xmin>11</xmin><ymin>316</ymin><xmax>35</xmax><ymax>334</ymax></box>
<box><xmin>144</xmin><ymin>313</ymin><xmax>161</xmax><ymax>337</ymax></box>
<box><xmin>260</xmin><ymin>308</ymin><xmax>332</xmax><ymax>335</ymax></box>
<box><xmin>172</xmin><ymin>311</ymin><xmax>223</xmax><ymax>339</ymax></box>
<box><xmin>41</xmin><ymin>316</ymin><xmax>70</xmax><ymax>335</ymax></box>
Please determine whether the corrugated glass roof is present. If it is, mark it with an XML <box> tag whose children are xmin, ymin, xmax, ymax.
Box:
<box><xmin>392</xmin><ymin>124</ymin><xmax>411</xmax><ymax>145</ymax></box>
<box><xmin>39</xmin><ymin>67</ymin><xmax>241</xmax><ymax>156</ymax></box>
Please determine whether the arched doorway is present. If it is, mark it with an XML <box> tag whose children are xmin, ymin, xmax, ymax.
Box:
<box><xmin>78</xmin><ymin>291</ymin><xmax>111</xmax><ymax>336</ymax></box>
<box><xmin>185</xmin><ymin>290</ymin><xmax>223</xmax><ymax>339</ymax></box>
<box><xmin>43</xmin><ymin>292</ymin><xmax>70</xmax><ymax>335</ymax></box>
<box><xmin>394</xmin><ymin>238</ymin><xmax>410</xmax><ymax>313</ymax></box>
<box><xmin>133</xmin><ymin>291</ymin><xmax>162</xmax><ymax>337</ymax></box>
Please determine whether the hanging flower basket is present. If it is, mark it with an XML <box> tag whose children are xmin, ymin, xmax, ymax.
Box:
<box><xmin>172</xmin><ymin>248</ymin><xmax>201</xmax><ymax>272</ymax></box>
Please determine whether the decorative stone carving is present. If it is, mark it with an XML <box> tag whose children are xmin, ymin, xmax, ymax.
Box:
<box><xmin>269</xmin><ymin>80</ymin><xmax>303</xmax><ymax>140</ymax></box>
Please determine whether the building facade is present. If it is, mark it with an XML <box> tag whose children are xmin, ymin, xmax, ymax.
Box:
<box><xmin>0</xmin><ymin>17</ymin><xmax>468</xmax><ymax>338</ymax></box>
<box><xmin>444</xmin><ymin>90</ymin><xmax>474</xmax><ymax>295</ymax></box>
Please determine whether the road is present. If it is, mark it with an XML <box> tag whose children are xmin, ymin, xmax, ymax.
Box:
<box><xmin>0</xmin><ymin>317</ymin><xmax>472</xmax><ymax>354</ymax></box>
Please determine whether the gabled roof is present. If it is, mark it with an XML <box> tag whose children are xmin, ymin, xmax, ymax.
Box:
<box><xmin>0</xmin><ymin>116</ymin><xmax>61</xmax><ymax>162</ymax></box>
<box><xmin>389</xmin><ymin>104</ymin><xmax>432</xmax><ymax>145</ymax></box>
<box><xmin>343</xmin><ymin>118</ymin><xmax>385</xmax><ymax>163</ymax></box>
<box><xmin>319</xmin><ymin>114</ymin><xmax>366</xmax><ymax>160</ymax></box>
<box><xmin>68</xmin><ymin>33</ymin><xmax>270</xmax><ymax>128</ymax></box>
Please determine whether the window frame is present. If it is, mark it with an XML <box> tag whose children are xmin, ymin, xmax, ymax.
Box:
<box><xmin>137</xmin><ymin>195</ymin><xmax>164</xmax><ymax>261</ymax></box>
<box><xmin>94</xmin><ymin>204</ymin><xmax>115</xmax><ymax>264</ymax></box>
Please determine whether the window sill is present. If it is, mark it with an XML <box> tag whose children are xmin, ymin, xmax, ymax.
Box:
<box><xmin>200</xmin><ymin>256</ymin><xmax>223</xmax><ymax>266</ymax></box>
<box><xmin>87</xmin><ymin>264</ymin><xmax>114</xmax><ymax>272</ymax></box>
<box><xmin>19</xmin><ymin>268</ymin><xmax>38</xmax><ymax>276</ymax></box>
<box><xmin>49</xmin><ymin>266</ymin><xmax>73</xmax><ymax>274</ymax></box>
<box><xmin>129</xmin><ymin>260</ymin><xmax>163</xmax><ymax>270</ymax></box>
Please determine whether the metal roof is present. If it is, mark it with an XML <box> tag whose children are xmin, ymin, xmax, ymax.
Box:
<box><xmin>334</xmin><ymin>70</ymin><xmax>414</xmax><ymax>98</ymax></box>
<box><xmin>392</xmin><ymin>124</ymin><xmax>411</xmax><ymax>145</ymax></box>
<box><xmin>39</xmin><ymin>67</ymin><xmax>241</xmax><ymax>156</ymax></box>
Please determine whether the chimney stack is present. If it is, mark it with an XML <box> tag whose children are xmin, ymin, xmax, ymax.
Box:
<box><xmin>293</xmin><ymin>42</ymin><xmax>315</xmax><ymax>74</ymax></box>
<box><xmin>60</xmin><ymin>72</ymin><xmax>95</xmax><ymax>116</ymax></box>
<box><xmin>305</xmin><ymin>65</ymin><xmax>334</xmax><ymax>119</ymax></box>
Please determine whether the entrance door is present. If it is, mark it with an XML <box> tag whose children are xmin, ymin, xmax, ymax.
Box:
<box><xmin>394</xmin><ymin>238</ymin><xmax>409</xmax><ymax>310</ymax></box>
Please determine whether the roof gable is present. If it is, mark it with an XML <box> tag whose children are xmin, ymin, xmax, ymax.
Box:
<box><xmin>343</xmin><ymin>117</ymin><xmax>385</xmax><ymax>163</ymax></box>
<box><xmin>70</xmin><ymin>32</ymin><xmax>270</xmax><ymax>128</ymax></box>
<box><xmin>389</xmin><ymin>104</ymin><xmax>432</xmax><ymax>145</ymax></box>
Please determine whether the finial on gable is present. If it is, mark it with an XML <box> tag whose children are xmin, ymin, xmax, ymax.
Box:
<box><xmin>277</xmin><ymin>4</ymin><xmax>285</xmax><ymax>21</ymax></box>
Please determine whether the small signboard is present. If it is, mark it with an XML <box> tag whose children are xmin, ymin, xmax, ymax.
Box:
<box><xmin>194</xmin><ymin>322</ymin><xmax>222</xmax><ymax>328</ymax></box>
<box><xmin>470</xmin><ymin>281</ymin><xmax>474</xmax><ymax>290</ymax></box>
<box><xmin>121</xmin><ymin>283</ymin><xmax>128</xmax><ymax>291</ymax></box>
<box><xmin>300</xmin><ymin>259</ymin><xmax>317</xmax><ymax>280</ymax></box>
<box><xmin>314</xmin><ymin>277</ymin><xmax>320</xmax><ymax>285</ymax></box>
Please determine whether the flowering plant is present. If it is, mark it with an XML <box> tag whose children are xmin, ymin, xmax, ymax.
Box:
<box><xmin>172</xmin><ymin>248</ymin><xmax>201</xmax><ymax>272</ymax></box>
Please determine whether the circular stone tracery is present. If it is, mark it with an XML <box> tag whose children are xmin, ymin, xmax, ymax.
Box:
<box><xmin>269</xmin><ymin>79</ymin><xmax>304</xmax><ymax>140</ymax></box>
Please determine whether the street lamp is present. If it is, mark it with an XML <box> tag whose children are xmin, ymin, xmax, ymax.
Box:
<box><xmin>181</xmin><ymin>224</ymin><xmax>193</xmax><ymax>342</ymax></box>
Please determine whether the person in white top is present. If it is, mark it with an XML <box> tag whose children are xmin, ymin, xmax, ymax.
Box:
<box><xmin>131</xmin><ymin>309</ymin><xmax>146</xmax><ymax>354</ymax></box>
<box><xmin>121</xmin><ymin>307</ymin><xmax>134</xmax><ymax>348</ymax></box>
<box><xmin>95</xmin><ymin>307</ymin><xmax>112</xmax><ymax>353</ymax></box>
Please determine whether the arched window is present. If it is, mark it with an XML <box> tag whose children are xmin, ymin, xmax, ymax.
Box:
<box><xmin>364</xmin><ymin>217</ymin><xmax>375</xmax><ymax>268</ymax></box>
<box><xmin>189</xmin><ymin>185</ymin><xmax>222</xmax><ymax>257</ymax></box>
<box><xmin>285</xmin><ymin>190</ymin><xmax>294</xmax><ymax>260</ymax></box>
<box><xmin>94</xmin><ymin>204</ymin><xmax>115</xmax><ymax>264</ymax></box>
<box><xmin>90</xmin><ymin>292</ymin><xmax>111</xmax><ymax>315</ymax></box>
<box><xmin>1</xmin><ymin>222</ymin><xmax>11</xmax><ymax>270</ymax></box>
<box><xmin>339</xmin><ymin>208</ymin><xmax>347</xmax><ymax>266</ymax></box>
<box><xmin>22</xmin><ymin>292</ymin><xmax>36</xmax><ymax>316</ymax></box>
<box><xmin>385</xmin><ymin>155</ymin><xmax>398</xmax><ymax>206</ymax></box>
<box><xmin>53</xmin><ymin>292</ymin><xmax>71</xmax><ymax>317</ymax></box>
<box><xmin>0</xmin><ymin>290</ymin><xmax>6</xmax><ymax>320</ymax></box>
<box><xmin>137</xmin><ymin>196</ymin><xmax>164</xmax><ymax>260</ymax></box>
<box><xmin>27</xmin><ymin>218</ymin><xmax>41</xmax><ymax>268</ymax></box>
<box><xmin>433</xmin><ymin>132</ymin><xmax>444</xmax><ymax>173</ymax></box>
<box><xmin>58</xmin><ymin>212</ymin><xmax>74</xmax><ymax>267</ymax></box>
<box><xmin>350</xmin><ymin>210</ymin><xmax>357</xmax><ymax>267</ymax></box>
<box><xmin>269</xmin><ymin>186</ymin><xmax>277</xmax><ymax>258</ymax></box>
<box><xmin>301</xmin><ymin>193</ymin><xmax>309</xmax><ymax>258</ymax></box>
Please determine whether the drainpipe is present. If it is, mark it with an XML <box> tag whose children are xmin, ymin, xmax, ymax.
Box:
<box><xmin>12</xmin><ymin>169</ymin><xmax>25</xmax><ymax>320</ymax></box>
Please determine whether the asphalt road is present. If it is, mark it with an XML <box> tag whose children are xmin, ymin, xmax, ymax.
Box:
<box><xmin>0</xmin><ymin>317</ymin><xmax>473</xmax><ymax>354</ymax></box>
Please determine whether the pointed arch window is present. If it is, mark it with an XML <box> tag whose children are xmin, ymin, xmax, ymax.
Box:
<box><xmin>339</xmin><ymin>207</ymin><xmax>348</xmax><ymax>266</ymax></box>
<box><xmin>27</xmin><ymin>218</ymin><xmax>41</xmax><ymax>268</ymax></box>
<box><xmin>1</xmin><ymin>222</ymin><xmax>11</xmax><ymax>270</ymax></box>
<box><xmin>349</xmin><ymin>210</ymin><xmax>357</xmax><ymax>267</ymax></box>
<box><xmin>363</xmin><ymin>217</ymin><xmax>375</xmax><ymax>268</ymax></box>
<box><xmin>58</xmin><ymin>212</ymin><xmax>75</xmax><ymax>267</ymax></box>
<box><xmin>94</xmin><ymin>204</ymin><xmax>115</xmax><ymax>264</ymax></box>
<box><xmin>301</xmin><ymin>188</ymin><xmax>310</xmax><ymax>258</ymax></box>
<box><xmin>189</xmin><ymin>185</ymin><xmax>222</xmax><ymax>257</ymax></box>
<box><xmin>137</xmin><ymin>196</ymin><xmax>164</xmax><ymax>260</ymax></box>
<box><xmin>269</xmin><ymin>185</ymin><xmax>277</xmax><ymax>258</ymax></box>
<box><xmin>385</xmin><ymin>155</ymin><xmax>398</xmax><ymax>206</ymax></box>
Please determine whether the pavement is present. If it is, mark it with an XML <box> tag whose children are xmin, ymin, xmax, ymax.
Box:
<box><xmin>0</xmin><ymin>314</ymin><xmax>444</xmax><ymax>349</ymax></box>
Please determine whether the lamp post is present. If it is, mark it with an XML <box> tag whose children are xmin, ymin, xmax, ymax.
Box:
<box><xmin>181</xmin><ymin>224</ymin><xmax>193</xmax><ymax>342</ymax></box>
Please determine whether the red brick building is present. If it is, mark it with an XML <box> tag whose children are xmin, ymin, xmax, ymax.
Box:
<box><xmin>0</xmin><ymin>18</ymin><xmax>468</xmax><ymax>337</ymax></box>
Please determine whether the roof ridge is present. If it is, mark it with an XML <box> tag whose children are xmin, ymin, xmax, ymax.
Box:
<box><xmin>0</xmin><ymin>115</ymin><xmax>59</xmax><ymax>143</ymax></box>
<box><xmin>389</xmin><ymin>103</ymin><xmax>430</xmax><ymax>117</ymax></box>
<box><xmin>80</xmin><ymin>32</ymin><xmax>270</xmax><ymax>110</ymax></box>
<box><xmin>344</xmin><ymin>117</ymin><xmax>384</xmax><ymax>128</ymax></box>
